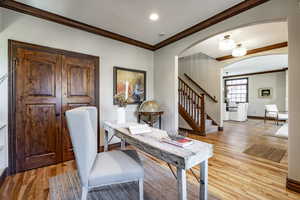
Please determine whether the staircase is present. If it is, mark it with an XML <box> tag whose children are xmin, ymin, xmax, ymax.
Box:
<box><xmin>178</xmin><ymin>77</ymin><xmax>218</xmax><ymax>136</ymax></box>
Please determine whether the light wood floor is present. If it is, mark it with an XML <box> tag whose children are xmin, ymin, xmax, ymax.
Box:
<box><xmin>1</xmin><ymin>119</ymin><xmax>300</xmax><ymax>200</ymax></box>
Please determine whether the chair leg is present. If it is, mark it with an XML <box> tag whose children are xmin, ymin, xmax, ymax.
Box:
<box><xmin>81</xmin><ymin>186</ymin><xmax>88</xmax><ymax>200</ymax></box>
<box><xmin>139</xmin><ymin>178</ymin><xmax>144</xmax><ymax>200</ymax></box>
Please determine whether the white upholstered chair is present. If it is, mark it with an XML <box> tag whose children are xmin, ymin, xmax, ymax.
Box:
<box><xmin>66</xmin><ymin>107</ymin><xmax>144</xmax><ymax>200</ymax></box>
<box><xmin>264</xmin><ymin>104</ymin><xmax>288</xmax><ymax>125</ymax></box>
<box><xmin>229</xmin><ymin>103</ymin><xmax>248</xmax><ymax>122</ymax></box>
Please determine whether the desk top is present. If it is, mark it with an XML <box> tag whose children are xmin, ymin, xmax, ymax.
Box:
<box><xmin>104</xmin><ymin>121</ymin><xmax>213</xmax><ymax>169</ymax></box>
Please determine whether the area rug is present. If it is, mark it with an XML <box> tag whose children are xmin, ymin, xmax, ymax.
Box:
<box><xmin>263</xmin><ymin>124</ymin><xmax>288</xmax><ymax>139</ymax></box>
<box><xmin>243</xmin><ymin>144</ymin><xmax>286</xmax><ymax>163</ymax></box>
<box><xmin>49</xmin><ymin>154</ymin><xmax>219</xmax><ymax>200</ymax></box>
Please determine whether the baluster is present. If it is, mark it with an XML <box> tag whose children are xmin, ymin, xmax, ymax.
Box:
<box><xmin>188</xmin><ymin>87</ymin><xmax>190</xmax><ymax>113</ymax></box>
<box><xmin>192</xmin><ymin>92</ymin><xmax>195</xmax><ymax>120</ymax></box>
<box><xmin>184</xmin><ymin>85</ymin><xmax>187</xmax><ymax>110</ymax></box>
<box><xmin>189</xmin><ymin>89</ymin><xmax>192</xmax><ymax>115</ymax></box>
<box><xmin>181</xmin><ymin>81</ymin><xmax>183</xmax><ymax>106</ymax></box>
<box><xmin>194</xmin><ymin>94</ymin><xmax>197</xmax><ymax>121</ymax></box>
<box><xmin>178</xmin><ymin>80</ymin><xmax>180</xmax><ymax>106</ymax></box>
<box><xmin>197</xmin><ymin>95</ymin><xmax>200</xmax><ymax>125</ymax></box>
<box><xmin>191</xmin><ymin>92</ymin><xmax>193</xmax><ymax>118</ymax></box>
<box><xmin>182</xmin><ymin>83</ymin><xmax>184</xmax><ymax>108</ymax></box>
<box><xmin>200</xmin><ymin>94</ymin><xmax>205</xmax><ymax>133</ymax></box>
<box><xmin>179</xmin><ymin>80</ymin><xmax>181</xmax><ymax>106</ymax></box>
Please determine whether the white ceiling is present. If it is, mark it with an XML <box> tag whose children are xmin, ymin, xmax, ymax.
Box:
<box><xmin>181</xmin><ymin>22</ymin><xmax>288</xmax><ymax>58</ymax></box>
<box><xmin>223</xmin><ymin>54</ymin><xmax>288</xmax><ymax>76</ymax></box>
<box><xmin>17</xmin><ymin>0</ymin><xmax>243</xmax><ymax>45</ymax></box>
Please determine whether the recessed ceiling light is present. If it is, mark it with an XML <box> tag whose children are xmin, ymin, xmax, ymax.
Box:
<box><xmin>149</xmin><ymin>13</ymin><xmax>159</xmax><ymax>21</ymax></box>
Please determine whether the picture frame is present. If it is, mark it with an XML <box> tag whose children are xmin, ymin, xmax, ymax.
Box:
<box><xmin>258</xmin><ymin>87</ymin><xmax>273</xmax><ymax>98</ymax></box>
<box><xmin>113</xmin><ymin>66</ymin><xmax>146</xmax><ymax>105</ymax></box>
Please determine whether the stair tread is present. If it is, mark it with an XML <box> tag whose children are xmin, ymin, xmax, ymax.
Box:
<box><xmin>205</xmin><ymin>125</ymin><xmax>218</xmax><ymax>134</ymax></box>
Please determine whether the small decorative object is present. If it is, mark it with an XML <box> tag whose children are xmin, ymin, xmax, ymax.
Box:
<box><xmin>114</xmin><ymin>93</ymin><xmax>128</xmax><ymax>124</ymax></box>
<box><xmin>114</xmin><ymin>67</ymin><xmax>146</xmax><ymax>105</ymax></box>
<box><xmin>258</xmin><ymin>88</ymin><xmax>273</xmax><ymax>98</ymax></box>
<box><xmin>138</xmin><ymin>100</ymin><xmax>164</xmax><ymax>129</ymax></box>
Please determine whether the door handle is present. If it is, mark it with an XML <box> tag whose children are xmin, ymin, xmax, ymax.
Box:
<box><xmin>56</xmin><ymin>113</ymin><xmax>66</xmax><ymax>117</ymax></box>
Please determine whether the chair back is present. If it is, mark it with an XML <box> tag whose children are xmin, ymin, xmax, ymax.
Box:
<box><xmin>265</xmin><ymin>104</ymin><xmax>278</xmax><ymax>112</ymax></box>
<box><xmin>65</xmin><ymin>106</ymin><xmax>98</xmax><ymax>187</ymax></box>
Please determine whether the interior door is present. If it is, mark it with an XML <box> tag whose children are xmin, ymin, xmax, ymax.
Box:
<box><xmin>61</xmin><ymin>55</ymin><xmax>98</xmax><ymax>161</ymax></box>
<box><xmin>15</xmin><ymin>47</ymin><xmax>62</xmax><ymax>172</ymax></box>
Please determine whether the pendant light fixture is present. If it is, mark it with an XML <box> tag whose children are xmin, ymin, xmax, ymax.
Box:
<box><xmin>219</xmin><ymin>35</ymin><xmax>236</xmax><ymax>51</ymax></box>
<box><xmin>232</xmin><ymin>43</ymin><xmax>247</xmax><ymax>57</ymax></box>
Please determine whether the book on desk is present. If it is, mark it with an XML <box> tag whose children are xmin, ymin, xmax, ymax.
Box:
<box><xmin>160</xmin><ymin>136</ymin><xmax>193</xmax><ymax>148</ymax></box>
<box><xmin>128</xmin><ymin>124</ymin><xmax>152</xmax><ymax>135</ymax></box>
<box><xmin>128</xmin><ymin>124</ymin><xmax>193</xmax><ymax>148</ymax></box>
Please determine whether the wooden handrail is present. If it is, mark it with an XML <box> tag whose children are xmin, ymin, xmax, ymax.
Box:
<box><xmin>178</xmin><ymin>77</ymin><xmax>205</xmax><ymax>133</ymax></box>
<box><xmin>184</xmin><ymin>73</ymin><xmax>218</xmax><ymax>103</ymax></box>
<box><xmin>178</xmin><ymin>77</ymin><xmax>203</xmax><ymax>98</ymax></box>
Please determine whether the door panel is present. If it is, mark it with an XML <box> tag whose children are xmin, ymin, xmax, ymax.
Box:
<box><xmin>11</xmin><ymin>41</ymin><xmax>99</xmax><ymax>173</ymax></box>
<box><xmin>62</xmin><ymin>55</ymin><xmax>97</xmax><ymax>161</ymax></box>
<box><xmin>15</xmin><ymin>48</ymin><xmax>62</xmax><ymax>172</ymax></box>
<box><xmin>26</xmin><ymin>60</ymin><xmax>55</xmax><ymax>96</ymax></box>
<box><xmin>68</xmin><ymin>66</ymin><xmax>90</xmax><ymax>96</ymax></box>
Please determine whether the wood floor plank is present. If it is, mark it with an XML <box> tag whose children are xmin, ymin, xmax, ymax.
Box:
<box><xmin>0</xmin><ymin>119</ymin><xmax>300</xmax><ymax>199</ymax></box>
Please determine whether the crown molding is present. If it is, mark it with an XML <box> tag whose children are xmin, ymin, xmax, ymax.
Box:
<box><xmin>216</xmin><ymin>42</ymin><xmax>288</xmax><ymax>61</ymax></box>
<box><xmin>223</xmin><ymin>67</ymin><xmax>288</xmax><ymax>79</ymax></box>
<box><xmin>153</xmin><ymin>0</ymin><xmax>271</xmax><ymax>50</ymax></box>
<box><xmin>0</xmin><ymin>0</ymin><xmax>270</xmax><ymax>51</ymax></box>
<box><xmin>0</xmin><ymin>0</ymin><xmax>155</xmax><ymax>50</ymax></box>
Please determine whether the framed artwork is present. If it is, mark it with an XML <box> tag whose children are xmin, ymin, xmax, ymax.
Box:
<box><xmin>113</xmin><ymin>67</ymin><xmax>146</xmax><ymax>105</ymax></box>
<box><xmin>258</xmin><ymin>88</ymin><xmax>273</xmax><ymax>98</ymax></box>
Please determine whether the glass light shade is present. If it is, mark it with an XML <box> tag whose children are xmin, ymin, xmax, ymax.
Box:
<box><xmin>219</xmin><ymin>35</ymin><xmax>236</xmax><ymax>50</ymax></box>
<box><xmin>149</xmin><ymin>13</ymin><xmax>159</xmax><ymax>21</ymax></box>
<box><xmin>232</xmin><ymin>44</ymin><xmax>247</xmax><ymax>57</ymax></box>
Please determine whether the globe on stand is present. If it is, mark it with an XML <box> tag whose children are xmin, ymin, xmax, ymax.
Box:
<box><xmin>138</xmin><ymin>100</ymin><xmax>164</xmax><ymax>128</ymax></box>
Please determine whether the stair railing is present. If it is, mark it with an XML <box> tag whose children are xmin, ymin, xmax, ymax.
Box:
<box><xmin>184</xmin><ymin>73</ymin><xmax>218</xmax><ymax>103</ymax></box>
<box><xmin>178</xmin><ymin>77</ymin><xmax>205</xmax><ymax>133</ymax></box>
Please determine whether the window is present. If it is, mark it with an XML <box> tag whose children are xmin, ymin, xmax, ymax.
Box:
<box><xmin>225</xmin><ymin>78</ymin><xmax>248</xmax><ymax>103</ymax></box>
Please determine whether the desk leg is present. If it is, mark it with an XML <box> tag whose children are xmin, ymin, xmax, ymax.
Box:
<box><xmin>121</xmin><ymin>137</ymin><xmax>126</xmax><ymax>150</ymax></box>
<box><xmin>104</xmin><ymin>130</ymin><xmax>109</xmax><ymax>152</ymax></box>
<box><xmin>177</xmin><ymin>168</ymin><xmax>187</xmax><ymax>200</ymax></box>
<box><xmin>159</xmin><ymin>115</ymin><xmax>162</xmax><ymax>129</ymax></box>
<box><xmin>199</xmin><ymin>160</ymin><xmax>208</xmax><ymax>200</ymax></box>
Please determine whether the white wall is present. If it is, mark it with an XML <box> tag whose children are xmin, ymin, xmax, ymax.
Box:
<box><xmin>155</xmin><ymin>0</ymin><xmax>289</xmax><ymax>131</ymax></box>
<box><xmin>224</xmin><ymin>71</ymin><xmax>286</xmax><ymax>117</ymax></box>
<box><xmin>286</xmin><ymin>71</ymin><xmax>288</xmax><ymax>111</ymax></box>
<box><xmin>288</xmin><ymin>3</ymin><xmax>300</xmax><ymax>182</ymax></box>
<box><xmin>0</xmin><ymin>9</ymin><xmax>154</xmax><ymax>170</ymax></box>
<box><xmin>179</xmin><ymin>53</ymin><xmax>221</xmax><ymax>125</ymax></box>
<box><xmin>153</xmin><ymin>0</ymin><xmax>300</xmax><ymax>182</ymax></box>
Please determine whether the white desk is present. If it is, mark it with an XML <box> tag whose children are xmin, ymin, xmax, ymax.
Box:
<box><xmin>103</xmin><ymin>121</ymin><xmax>213</xmax><ymax>200</ymax></box>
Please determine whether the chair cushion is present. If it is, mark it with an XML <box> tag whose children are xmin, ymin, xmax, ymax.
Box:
<box><xmin>265</xmin><ymin>104</ymin><xmax>279</xmax><ymax>112</ymax></box>
<box><xmin>88</xmin><ymin>150</ymin><xmax>144</xmax><ymax>187</ymax></box>
<box><xmin>266</xmin><ymin>112</ymin><xmax>277</xmax><ymax>118</ymax></box>
<box><xmin>278</xmin><ymin>113</ymin><xmax>288</xmax><ymax>120</ymax></box>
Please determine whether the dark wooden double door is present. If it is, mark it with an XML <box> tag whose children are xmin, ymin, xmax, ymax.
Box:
<box><xmin>10</xmin><ymin>41</ymin><xmax>99</xmax><ymax>173</ymax></box>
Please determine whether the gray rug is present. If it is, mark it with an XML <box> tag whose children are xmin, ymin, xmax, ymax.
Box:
<box><xmin>49</xmin><ymin>154</ymin><xmax>219</xmax><ymax>200</ymax></box>
<box><xmin>263</xmin><ymin>124</ymin><xmax>288</xmax><ymax>139</ymax></box>
<box><xmin>243</xmin><ymin>144</ymin><xmax>286</xmax><ymax>163</ymax></box>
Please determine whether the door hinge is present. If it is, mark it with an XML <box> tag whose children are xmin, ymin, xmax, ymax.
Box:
<box><xmin>13</xmin><ymin>58</ymin><xmax>19</xmax><ymax>66</ymax></box>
